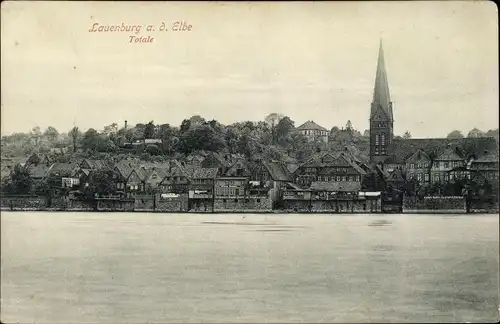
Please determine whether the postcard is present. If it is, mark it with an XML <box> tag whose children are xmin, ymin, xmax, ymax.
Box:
<box><xmin>1</xmin><ymin>1</ymin><xmax>498</xmax><ymax>323</ymax></box>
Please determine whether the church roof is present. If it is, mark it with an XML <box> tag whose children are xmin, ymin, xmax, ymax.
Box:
<box><xmin>297</xmin><ymin>120</ymin><xmax>327</xmax><ymax>131</ymax></box>
<box><xmin>371</xmin><ymin>40</ymin><xmax>393</xmax><ymax>121</ymax></box>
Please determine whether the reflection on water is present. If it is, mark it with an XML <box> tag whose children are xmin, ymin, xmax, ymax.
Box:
<box><xmin>1</xmin><ymin>212</ymin><xmax>499</xmax><ymax>323</ymax></box>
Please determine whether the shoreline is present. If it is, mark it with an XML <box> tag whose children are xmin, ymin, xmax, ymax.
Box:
<box><xmin>2</xmin><ymin>208</ymin><xmax>498</xmax><ymax>214</ymax></box>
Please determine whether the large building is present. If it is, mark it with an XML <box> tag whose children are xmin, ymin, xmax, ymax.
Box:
<box><xmin>297</xmin><ymin>120</ymin><xmax>329</xmax><ymax>142</ymax></box>
<box><xmin>369</xmin><ymin>40</ymin><xmax>498</xmax><ymax>189</ymax></box>
<box><xmin>369</xmin><ymin>40</ymin><xmax>394</xmax><ymax>164</ymax></box>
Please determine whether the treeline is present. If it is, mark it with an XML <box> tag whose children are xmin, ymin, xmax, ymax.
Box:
<box><xmin>1</xmin><ymin>113</ymin><xmax>498</xmax><ymax>163</ymax></box>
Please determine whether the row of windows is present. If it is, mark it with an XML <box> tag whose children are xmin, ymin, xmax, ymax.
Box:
<box><xmin>433</xmin><ymin>161</ymin><xmax>463</xmax><ymax>168</ymax></box>
<box><xmin>407</xmin><ymin>163</ymin><xmax>430</xmax><ymax>169</ymax></box>
<box><xmin>216</xmin><ymin>188</ymin><xmax>242</xmax><ymax>196</ymax></box>
<box><xmin>221</xmin><ymin>198</ymin><xmax>261</xmax><ymax>203</ymax></box>
<box><xmin>301</xmin><ymin>130</ymin><xmax>328</xmax><ymax>136</ymax></box>
<box><xmin>316</xmin><ymin>175</ymin><xmax>361</xmax><ymax>182</ymax></box>
<box><xmin>216</xmin><ymin>180</ymin><xmax>244</xmax><ymax>186</ymax></box>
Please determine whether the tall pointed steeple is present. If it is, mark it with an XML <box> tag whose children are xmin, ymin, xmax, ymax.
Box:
<box><xmin>371</xmin><ymin>39</ymin><xmax>393</xmax><ymax>121</ymax></box>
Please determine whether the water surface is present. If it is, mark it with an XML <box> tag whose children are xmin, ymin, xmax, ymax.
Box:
<box><xmin>1</xmin><ymin>212</ymin><xmax>499</xmax><ymax>323</ymax></box>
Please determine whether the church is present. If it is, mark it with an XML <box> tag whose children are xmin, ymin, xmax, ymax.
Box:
<box><xmin>368</xmin><ymin>41</ymin><xmax>498</xmax><ymax>188</ymax></box>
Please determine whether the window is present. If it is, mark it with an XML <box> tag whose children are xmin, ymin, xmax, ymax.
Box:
<box><xmin>234</xmin><ymin>199</ymin><xmax>238</xmax><ymax>202</ymax></box>
<box><xmin>336</xmin><ymin>176</ymin><xmax>341</xmax><ymax>181</ymax></box>
<box><xmin>435</xmin><ymin>161</ymin><xmax>440</xmax><ymax>168</ymax></box>
<box><xmin>444</xmin><ymin>174</ymin><xmax>449</xmax><ymax>181</ymax></box>
<box><xmin>444</xmin><ymin>162</ymin><xmax>449</xmax><ymax>168</ymax></box>
<box><xmin>376</xmin><ymin>135</ymin><xmax>380</xmax><ymax>145</ymax></box>
<box><xmin>417</xmin><ymin>174</ymin><xmax>423</xmax><ymax>181</ymax></box>
<box><xmin>257</xmin><ymin>199</ymin><xmax>261</xmax><ymax>202</ymax></box>
<box><xmin>424</xmin><ymin>174</ymin><xmax>429</xmax><ymax>182</ymax></box>
<box><xmin>381</xmin><ymin>134</ymin><xmax>386</xmax><ymax>145</ymax></box>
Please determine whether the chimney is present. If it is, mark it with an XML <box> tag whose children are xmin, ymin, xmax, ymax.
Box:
<box><xmin>124</xmin><ymin>120</ymin><xmax>128</xmax><ymax>130</ymax></box>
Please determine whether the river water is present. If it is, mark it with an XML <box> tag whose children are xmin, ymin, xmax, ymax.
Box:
<box><xmin>1</xmin><ymin>212</ymin><xmax>498</xmax><ymax>323</ymax></box>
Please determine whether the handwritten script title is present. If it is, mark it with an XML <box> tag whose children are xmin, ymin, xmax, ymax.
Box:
<box><xmin>88</xmin><ymin>22</ymin><xmax>193</xmax><ymax>43</ymax></box>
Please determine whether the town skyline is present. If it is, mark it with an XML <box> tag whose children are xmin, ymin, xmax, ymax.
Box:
<box><xmin>1</xmin><ymin>1</ymin><xmax>498</xmax><ymax>137</ymax></box>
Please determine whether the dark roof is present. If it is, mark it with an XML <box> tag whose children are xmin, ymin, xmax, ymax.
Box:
<box><xmin>385</xmin><ymin>137</ymin><xmax>498</xmax><ymax>164</ymax></box>
<box><xmin>370</xmin><ymin>40</ymin><xmax>393</xmax><ymax>121</ymax></box>
<box><xmin>192</xmin><ymin>167</ymin><xmax>219</xmax><ymax>179</ymax></box>
<box><xmin>82</xmin><ymin>159</ymin><xmax>109</xmax><ymax>170</ymax></box>
<box><xmin>386</xmin><ymin>169</ymin><xmax>405</xmax><ymax>182</ymax></box>
<box><xmin>310</xmin><ymin>181</ymin><xmax>361</xmax><ymax>192</ymax></box>
<box><xmin>263</xmin><ymin>161</ymin><xmax>293</xmax><ymax>182</ymax></box>
<box><xmin>47</xmin><ymin>162</ymin><xmax>79</xmax><ymax>177</ymax></box>
<box><xmin>27</xmin><ymin>164</ymin><xmax>51</xmax><ymax>179</ymax></box>
<box><xmin>297</xmin><ymin>120</ymin><xmax>327</xmax><ymax>131</ymax></box>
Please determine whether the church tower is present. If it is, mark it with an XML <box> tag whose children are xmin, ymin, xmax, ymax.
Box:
<box><xmin>369</xmin><ymin>40</ymin><xmax>394</xmax><ymax>164</ymax></box>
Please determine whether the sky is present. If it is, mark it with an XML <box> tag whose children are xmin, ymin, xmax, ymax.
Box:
<box><xmin>1</xmin><ymin>1</ymin><xmax>498</xmax><ymax>138</ymax></box>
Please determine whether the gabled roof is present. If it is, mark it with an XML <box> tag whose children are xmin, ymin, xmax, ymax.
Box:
<box><xmin>435</xmin><ymin>146</ymin><xmax>463</xmax><ymax>161</ymax></box>
<box><xmin>310</xmin><ymin>181</ymin><xmax>361</xmax><ymax>192</ymax></box>
<box><xmin>27</xmin><ymin>164</ymin><xmax>51</xmax><ymax>179</ymax></box>
<box><xmin>370</xmin><ymin>40</ymin><xmax>393</xmax><ymax>121</ymax></box>
<box><xmin>81</xmin><ymin>159</ymin><xmax>108</xmax><ymax>170</ymax></box>
<box><xmin>46</xmin><ymin>162</ymin><xmax>79</xmax><ymax>178</ymax></box>
<box><xmin>263</xmin><ymin>161</ymin><xmax>293</xmax><ymax>182</ymax></box>
<box><xmin>386</xmin><ymin>169</ymin><xmax>405</xmax><ymax>182</ymax></box>
<box><xmin>192</xmin><ymin>167</ymin><xmax>219</xmax><ymax>179</ymax></box>
<box><xmin>405</xmin><ymin>149</ymin><xmax>431</xmax><ymax>164</ymax></box>
<box><xmin>473</xmin><ymin>151</ymin><xmax>499</xmax><ymax>163</ymax></box>
<box><xmin>297</xmin><ymin>120</ymin><xmax>327</xmax><ymax>131</ymax></box>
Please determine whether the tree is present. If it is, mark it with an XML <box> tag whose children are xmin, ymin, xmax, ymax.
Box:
<box><xmin>69</xmin><ymin>126</ymin><xmax>80</xmax><ymax>152</ymax></box>
<box><xmin>31</xmin><ymin>126</ymin><xmax>42</xmax><ymax>146</ymax></box>
<box><xmin>276</xmin><ymin>116</ymin><xmax>295</xmax><ymax>144</ymax></box>
<box><xmin>363</xmin><ymin>129</ymin><xmax>370</xmax><ymax>137</ymax></box>
<box><xmin>189</xmin><ymin>115</ymin><xmax>206</xmax><ymax>125</ymax></box>
<box><xmin>403</xmin><ymin>131</ymin><xmax>412</xmax><ymax>139</ymax></box>
<box><xmin>180</xmin><ymin>119</ymin><xmax>191</xmax><ymax>133</ymax></box>
<box><xmin>145</xmin><ymin>144</ymin><xmax>160</xmax><ymax>156</ymax></box>
<box><xmin>84</xmin><ymin>169</ymin><xmax>118</xmax><ymax>197</ymax></box>
<box><xmin>6</xmin><ymin>165</ymin><xmax>33</xmax><ymax>194</ymax></box>
<box><xmin>345</xmin><ymin>120</ymin><xmax>353</xmax><ymax>132</ymax></box>
<box><xmin>467</xmin><ymin>128</ymin><xmax>485</xmax><ymax>138</ymax></box>
<box><xmin>447</xmin><ymin>130</ymin><xmax>464</xmax><ymax>139</ymax></box>
<box><xmin>81</xmin><ymin>128</ymin><xmax>99</xmax><ymax>151</ymax></box>
<box><xmin>144</xmin><ymin>121</ymin><xmax>155</xmax><ymax>139</ymax></box>
<box><xmin>44</xmin><ymin>126</ymin><xmax>59</xmax><ymax>142</ymax></box>
<box><xmin>265</xmin><ymin>113</ymin><xmax>284</xmax><ymax>145</ymax></box>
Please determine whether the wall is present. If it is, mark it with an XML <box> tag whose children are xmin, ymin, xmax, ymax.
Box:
<box><xmin>282</xmin><ymin>198</ymin><xmax>382</xmax><ymax>213</ymax></box>
<box><xmin>97</xmin><ymin>199</ymin><xmax>135</xmax><ymax>212</ymax></box>
<box><xmin>1</xmin><ymin>196</ymin><xmax>47</xmax><ymax>210</ymax></box>
<box><xmin>403</xmin><ymin>196</ymin><xmax>466</xmax><ymax>213</ymax></box>
<box><xmin>134</xmin><ymin>195</ymin><xmax>155</xmax><ymax>211</ymax></box>
<box><xmin>156</xmin><ymin>193</ymin><xmax>188</xmax><ymax>212</ymax></box>
<box><xmin>214</xmin><ymin>196</ymin><xmax>272</xmax><ymax>212</ymax></box>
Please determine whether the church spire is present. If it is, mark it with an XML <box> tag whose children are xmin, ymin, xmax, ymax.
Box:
<box><xmin>371</xmin><ymin>39</ymin><xmax>393</xmax><ymax>121</ymax></box>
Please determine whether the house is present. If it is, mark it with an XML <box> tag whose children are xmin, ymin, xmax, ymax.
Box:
<box><xmin>126</xmin><ymin>169</ymin><xmax>145</xmax><ymax>196</ymax></box>
<box><xmin>213</xmin><ymin>176</ymin><xmax>272</xmax><ymax>212</ymax></box>
<box><xmin>45</xmin><ymin>162</ymin><xmax>80</xmax><ymax>189</ymax></box>
<box><xmin>200</xmin><ymin>152</ymin><xmax>232</xmax><ymax>175</ymax></box>
<box><xmin>468</xmin><ymin>150</ymin><xmax>499</xmax><ymax>184</ymax></box>
<box><xmin>113</xmin><ymin>162</ymin><xmax>135</xmax><ymax>194</ymax></box>
<box><xmin>188</xmin><ymin>167</ymin><xmax>219</xmax><ymax>211</ymax></box>
<box><xmin>143</xmin><ymin>166</ymin><xmax>170</xmax><ymax>192</ymax></box>
<box><xmin>405</xmin><ymin>149</ymin><xmax>432</xmax><ymax>183</ymax></box>
<box><xmin>431</xmin><ymin>145</ymin><xmax>466</xmax><ymax>183</ymax></box>
<box><xmin>159</xmin><ymin>160</ymin><xmax>190</xmax><ymax>194</ymax></box>
<box><xmin>297</xmin><ymin>120</ymin><xmax>329</xmax><ymax>142</ymax></box>
<box><xmin>295</xmin><ymin>151</ymin><xmax>367</xmax><ymax>188</ymax></box>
